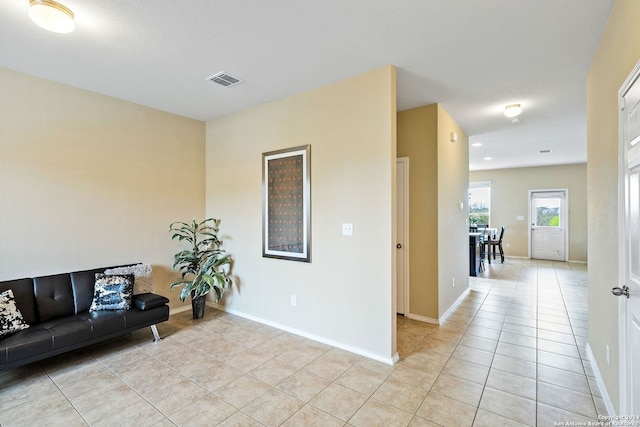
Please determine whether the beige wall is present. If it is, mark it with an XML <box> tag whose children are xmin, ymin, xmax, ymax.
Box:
<box><xmin>587</xmin><ymin>0</ymin><xmax>640</xmax><ymax>411</ymax></box>
<box><xmin>470</xmin><ymin>163</ymin><xmax>587</xmax><ymax>262</ymax></box>
<box><xmin>206</xmin><ymin>66</ymin><xmax>397</xmax><ymax>362</ymax></box>
<box><xmin>0</xmin><ymin>67</ymin><xmax>206</xmax><ymax>310</ymax></box>
<box><xmin>437</xmin><ymin>106</ymin><xmax>470</xmax><ymax>318</ymax></box>
<box><xmin>397</xmin><ymin>104</ymin><xmax>469</xmax><ymax>320</ymax></box>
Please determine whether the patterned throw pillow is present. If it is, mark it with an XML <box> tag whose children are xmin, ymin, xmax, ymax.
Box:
<box><xmin>89</xmin><ymin>274</ymin><xmax>134</xmax><ymax>312</ymax></box>
<box><xmin>104</xmin><ymin>263</ymin><xmax>153</xmax><ymax>295</ymax></box>
<box><xmin>0</xmin><ymin>289</ymin><xmax>30</xmax><ymax>338</ymax></box>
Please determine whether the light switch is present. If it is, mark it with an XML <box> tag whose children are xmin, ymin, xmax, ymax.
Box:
<box><xmin>516</xmin><ymin>215</ymin><xmax>524</xmax><ymax>221</ymax></box>
<box><xmin>342</xmin><ymin>223</ymin><xmax>353</xmax><ymax>236</ymax></box>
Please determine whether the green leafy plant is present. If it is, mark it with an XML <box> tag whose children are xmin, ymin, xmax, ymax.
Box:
<box><xmin>169</xmin><ymin>218</ymin><xmax>232</xmax><ymax>302</ymax></box>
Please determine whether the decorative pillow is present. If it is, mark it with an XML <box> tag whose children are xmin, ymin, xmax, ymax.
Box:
<box><xmin>89</xmin><ymin>274</ymin><xmax>134</xmax><ymax>312</ymax></box>
<box><xmin>104</xmin><ymin>263</ymin><xmax>153</xmax><ymax>295</ymax></box>
<box><xmin>0</xmin><ymin>289</ymin><xmax>30</xmax><ymax>338</ymax></box>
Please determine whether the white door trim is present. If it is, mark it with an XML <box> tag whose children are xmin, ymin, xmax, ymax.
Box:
<box><xmin>528</xmin><ymin>188</ymin><xmax>569</xmax><ymax>261</ymax></box>
<box><xmin>617</xmin><ymin>59</ymin><xmax>640</xmax><ymax>416</ymax></box>
<box><xmin>396</xmin><ymin>157</ymin><xmax>410</xmax><ymax>316</ymax></box>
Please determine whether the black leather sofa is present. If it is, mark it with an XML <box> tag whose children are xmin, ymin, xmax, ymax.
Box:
<box><xmin>0</xmin><ymin>265</ymin><xmax>169</xmax><ymax>371</ymax></box>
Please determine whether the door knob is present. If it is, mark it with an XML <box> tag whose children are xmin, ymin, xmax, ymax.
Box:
<box><xmin>611</xmin><ymin>285</ymin><xmax>630</xmax><ymax>298</ymax></box>
<box><xmin>396</xmin><ymin>243</ymin><xmax>402</xmax><ymax>249</ymax></box>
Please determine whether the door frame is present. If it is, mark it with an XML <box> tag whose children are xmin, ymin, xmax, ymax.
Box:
<box><xmin>617</xmin><ymin>60</ymin><xmax>640</xmax><ymax>416</ymax></box>
<box><xmin>528</xmin><ymin>188</ymin><xmax>569</xmax><ymax>261</ymax></box>
<box><xmin>396</xmin><ymin>157</ymin><xmax>410</xmax><ymax>315</ymax></box>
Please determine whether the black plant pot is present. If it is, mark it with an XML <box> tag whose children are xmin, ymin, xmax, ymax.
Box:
<box><xmin>191</xmin><ymin>294</ymin><xmax>207</xmax><ymax>319</ymax></box>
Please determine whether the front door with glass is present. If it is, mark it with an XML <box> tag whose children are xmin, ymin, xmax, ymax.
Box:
<box><xmin>530</xmin><ymin>190</ymin><xmax>567</xmax><ymax>261</ymax></box>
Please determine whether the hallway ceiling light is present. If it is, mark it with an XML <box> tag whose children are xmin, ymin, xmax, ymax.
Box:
<box><xmin>29</xmin><ymin>0</ymin><xmax>75</xmax><ymax>34</ymax></box>
<box><xmin>504</xmin><ymin>103</ymin><xmax>522</xmax><ymax>118</ymax></box>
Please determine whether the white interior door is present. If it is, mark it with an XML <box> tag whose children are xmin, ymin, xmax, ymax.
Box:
<box><xmin>396</xmin><ymin>158</ymin><xmax>408</xmax><ymax>315</ymax></box>
<box><xmin>530</xmin><ymin>190</ymin><xmax>567</xmax><ymax>261</ymax></box>
<box><xmin>618</xmin><ymin>60</ymin><xmax>640</xmax><ymax>416</ymax></box>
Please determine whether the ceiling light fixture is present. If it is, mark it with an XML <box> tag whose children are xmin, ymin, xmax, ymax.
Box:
<box><xmin>504</xmin><ymin>103</ymin><xmax>522</xmax><ymax>118</ymax></box>
<box><xmin>472</xmin><ymin>142</ymin><xmax>483</xmax><ymax>147</ymax></box>
<box><xmin>28</xmin><ymin>0</ymin><xmax>75</xmax><ymax>34</ymax></box>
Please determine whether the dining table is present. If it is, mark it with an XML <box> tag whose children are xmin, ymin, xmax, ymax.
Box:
<box><xmin>480</xmin><ymin>227</ymin><xmax>498</xmax><ymax>240</ymax></box>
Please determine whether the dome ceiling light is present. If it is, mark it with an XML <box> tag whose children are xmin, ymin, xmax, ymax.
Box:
<box><xmin>504</xmin><ymin>103</ymin><xmax>523</xmax><ymax>118</ymax></box>
<box><xmin>29</xmin><ymin>0</ymin><xmax>75</xmax><ymax>34</ymax></box>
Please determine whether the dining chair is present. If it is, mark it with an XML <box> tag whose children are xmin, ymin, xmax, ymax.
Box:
<box><xmin>485</xmin><ymin>226</ymin><xmax>505</xmax><ymax>263</ymax></box>
<box><xmin>478</xmin><ymin>231</ymin><xmax>486</xmax><ymax>272</ymax></box>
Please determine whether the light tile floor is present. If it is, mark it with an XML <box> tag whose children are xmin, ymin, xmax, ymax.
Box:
<box><xmin>0</xmin><ymin>259</ymin><xmax>606</xmax><ymax>426</ymax></box>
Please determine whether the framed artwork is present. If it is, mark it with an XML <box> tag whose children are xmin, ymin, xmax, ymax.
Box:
<box><xmin>262</xmin><ymin>145</ymin><xmax>311</xmax><ymax>262</ymax></box>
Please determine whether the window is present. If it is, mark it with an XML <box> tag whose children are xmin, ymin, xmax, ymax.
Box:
<box><xmin>469</xmin><ymin>181</ymin><xmax>491</xmax><ymax>226</ymax></box>
<box><xmin>533</xmin><ymin>195</ymin><xmax>561</xmax><ymax>227</ymax></box>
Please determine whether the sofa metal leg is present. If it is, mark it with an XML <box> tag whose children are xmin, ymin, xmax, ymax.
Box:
<box><xmin>150</xmin><ymin>324</ymin><xmax>161</xmax><ymax>342</ymax></box>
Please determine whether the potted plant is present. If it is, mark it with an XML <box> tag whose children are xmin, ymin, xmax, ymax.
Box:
<box><xmin>169</xmin><ymin>218</ymin><xmax>232</xmax><ymax>319</ymax></box>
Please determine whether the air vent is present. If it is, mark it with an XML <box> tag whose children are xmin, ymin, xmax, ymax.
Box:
<box><xmin>206</xmin><ymin>72</ymin><xmax>243</xmax><ymax>88</ymax></box>
<box><xmin>539</xmin><ymin>149</ymin><xmax>552</xmax><ymax>154</ymax></box>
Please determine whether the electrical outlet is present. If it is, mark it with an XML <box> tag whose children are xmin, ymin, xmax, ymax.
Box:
<box><xmin>505</xmin><ymin>242</ymin><xmax>510</xmax><ymax>248</ymax></box>
<box><xmin>291</xmin><ymin>295</ymin><xmax>296</xmax><ymax>307</ymax></box>
<box><xmin>342</xmin><ymin>223</ymin><xmax>353</xmax><ymax>236</ymax></box>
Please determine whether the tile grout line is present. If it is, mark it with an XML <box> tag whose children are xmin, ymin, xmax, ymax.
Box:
<box><xmin>42</xmin><ymin>361</ymin><xmax>92</xmax><ymax>427</ymax></box>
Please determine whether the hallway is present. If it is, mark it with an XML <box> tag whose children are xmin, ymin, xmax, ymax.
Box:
<box><xmin>397</xmin><ymin>259</ymin><xmax>604</xmax><ymax>425</ymax></box>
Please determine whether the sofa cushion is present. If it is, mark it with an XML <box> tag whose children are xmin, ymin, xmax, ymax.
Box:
<box><xmin>90</xmin><ymin>274</ymin><xmax>134</xmax><ymax>312</ymax></box>
<box><xmin>34</xmin><ymin>274</ymin><xmax>75</xmax><ymax>322</ymax></box>
<box><xmin>0</xmin><ymin>327</ymin><xmax>53</xmax><ymax>364</ymax></box>
<box><xmin>0</xmin><ymin>290</ymin><xmax>30</xmax><ymax>338</ymax></box>
<box><xmin>80</xmin><ymin>310</ymin><xmax>127</xmax><ymax>337</ymax></box>
<box><xmin>37</xmin><ymin>316</ymin><xmax>94</xmax><ymax>349</ymax></box>
<box><xmin>34</xmin><ymin>314</ymin><xmax>93</xmax><ymax>350</ymax></box>
<box><xmin>105</xmin><ymin>264</ymin><xmax>154</xmax><ymax>295</ymax></box>
<box><xmin>0</xmin><ymin>279</ymin><xmax>36</xmax><ymax>325</ymax></box>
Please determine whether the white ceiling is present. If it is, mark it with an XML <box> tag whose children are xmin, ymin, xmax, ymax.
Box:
<box><xmin>0</xmin><ymin>1</ymin><xmax>613</xmax><ymax>171</ymax></box>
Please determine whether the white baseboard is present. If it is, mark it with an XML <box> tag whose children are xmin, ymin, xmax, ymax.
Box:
<box><xmin>568</xmin><ymin>259</ymin><xmax>588</xmax><ymax>264</ymax></box>
<box><xmin>169</xmin><ymin>305</ymin><xmax>191</xmax><ymax>316</ymax></box>
<box><xmin>405</xmin><ymin>313</ymin><xmax>439</xmax><ymax>324</ymax></box>
<box><xmin>586</xmin><ymin>343</ymin><xmax>616</xmax><ymax>416</ymax></box>
<box><xmin>403</xmin><ymin>286</ymin><xmax>470</xmax><ymax>326</ymax></box>
<box><xmin>209</xmin><ymin>302</ymin><xmax>397</xmax><ymax>366</ymax></box>
<box><xmin>439</xmin><ymin>286</ymin><xmax>471</xmax><ymax>324</ymax></box>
